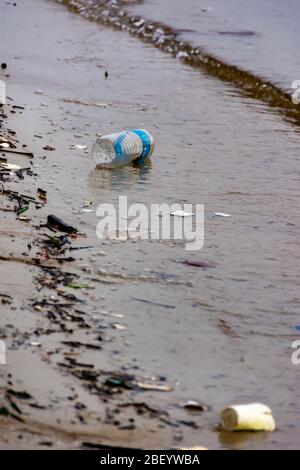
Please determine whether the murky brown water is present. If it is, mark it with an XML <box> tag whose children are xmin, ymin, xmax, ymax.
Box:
<box><xmin>0</xmin><ymin>0</ymin><xmax>299</xmax><ymax>449</ymax></box>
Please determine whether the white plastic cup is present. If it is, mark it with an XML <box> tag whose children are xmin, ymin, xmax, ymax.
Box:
<box><xmin>92</xmin><ymin>129</ymin><xmax>154</xmax><ymax>168</ymax></box>
<box><xmin>0</xmin><ymin>80</ymin><xmax>6</xmax><ymax>105</ymax></box>
<box><xmin>220</xmin><ymin>403</ymin><xmax>276</xmax><ymax>432</ymax></box>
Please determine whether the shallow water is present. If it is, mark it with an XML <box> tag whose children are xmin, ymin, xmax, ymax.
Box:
<box><xmin>0</xmin><ymin>0</ymin><xmax>299</xmax><ymax>449</ymax></box>
<box><xmin>55</xmin><ymin>0</ymin><xmax>300</xmax><ymax>126</ymax></box>
<box><xmin>129</xmin><ymin>0</ymin><xmax>300</xmax><ymax>92</ymax></box>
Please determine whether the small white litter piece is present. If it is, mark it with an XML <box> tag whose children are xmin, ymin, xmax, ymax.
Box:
<box><xmin>34</xmin><ymin>89</ymin><xmax>44</xmax><ymax>95</ymax></box>
<box><xmin>137</xmin><ymin>382</ymin><xmax>173</xmax><ymax>392</ymax></box>
<box><xmin>95</xmin><ymin>103</ymin><xmax>108</xmax><ymax>108</ymax></box>
<box><xmin>171</xmin><ymin>210</ymin><xmax>193</xmax><ymax>217</ymax></box>
<box><xmin>98</xmin><ymin>251</ymin><xmax>106</xmax><ymax>256</ymax></box>
<box><xmin>0</xmin><ymin>163</ymin><xmax>21</xmax><ymax>170</ymax></box>
<box><xmin>111</xmin><ymin>313</ymin><xmax>124</xmax><ymax>319</ymax></box>
<box><xmin>107</xmin><ymin>231</ymin><xmax>128</xmax><ymax>241</ymax></box>
<box><xmin>213</xmin><ymin>212</ymin><xmax>231</xmax><ymax>218</ymax></box>
<box><xmin>112</xmin><ymin>323</ymin><xmax>127</xmax><ymax>331</ymax></box>
<box><xmin>0</xmin><ymin>143</ymin><xmax>10</xmax><ymax>149</ymax></box>
<box><xmin>220</xmin><ymin>403</ymin><xmax>276</xmax><ymax>432</ymax></box>
<box><xmin>71</xmin><ymin>144</ymin><xmax>87</xmax><ymax>150</ymax></box>
<box><xmin>182</xmin><ymin>400</ymin><xmax>208</xmax><ymax>412</ymax></box>
<box><xmin>176</xmin><ymin>51</ymin><xmax>190</xmax><ymax>60</ymax></box>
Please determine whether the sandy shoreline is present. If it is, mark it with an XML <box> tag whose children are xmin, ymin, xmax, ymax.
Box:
<box><xmin>0</xmin><ymin>0</ymin><xmax>299</xmax><ymax>450</ymax></box>
<box><xmin>0</xmin><ymin>0</ymin><xmax>213</xmax><ymax>450</ymax></box>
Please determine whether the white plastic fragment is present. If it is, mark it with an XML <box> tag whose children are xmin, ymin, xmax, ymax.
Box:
<box><xmin>72</xmin><ymin>144</ymin><xmax>87</xmax><ymax>150</ymax></box>
<box><xmin>137</xmin><ymin>382</ymin><xmax>173</xmax><ymax>392</ymax></box>
<box><xmin>220</xmin><ymin>403</ymin><xmax>276</xmax><ymax>432</ymax></box>
<box><xmin>182</xmin><ymin>400</ymin><xmax>208</xmax><ymax>411</ymax></box>
<box><xmin>176</xmin><ymin>51</ymin><xmax>190</xmax><ymax>60</ymax></box>
<box><xmin>171</xmin><ymin>210</ymin><xmax>193</xmax><ymax>217</ymax></box>
<box><xmin>111</xmin><ymin>313</ymin><xmax>124</xmax><ymax>319</ymax></box>
<box><xmin>112</xmin><ymin>323</ymin><xmax>127</xmax><ymax>330</ymax></box>
<box><xmin>107</xmin><ymin>231</ymin><xmax>128</xmax><ymax>241</ymax></box>
<box><xmin>213</xmin><ymin>212</ymin><xmax>231</xmax><ymax>218</ymax></box>
<box><xmin>0</xmin><ymin>163</ymin><xmax>21</xmax><ymax>170</ymax></box>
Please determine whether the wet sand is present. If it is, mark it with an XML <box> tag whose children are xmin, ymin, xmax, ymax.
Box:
<box><xmin>0</xmin><ymin>0</ymin><xmax>299</xmax><ymax>449</ymax></box>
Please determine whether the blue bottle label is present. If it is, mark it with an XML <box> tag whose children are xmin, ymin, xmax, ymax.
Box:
<box><xmin>131</xmin><ymin>129</ymin><xmax>152</xmax><ymax>161</ymax></box>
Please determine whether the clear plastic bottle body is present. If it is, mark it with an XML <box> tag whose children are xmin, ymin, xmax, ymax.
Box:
<box><xmin>92</xmin><ymin>129</ymin><xmax>154</xmax><ymax>168</ymax></box>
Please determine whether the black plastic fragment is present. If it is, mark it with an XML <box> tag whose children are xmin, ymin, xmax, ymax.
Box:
<box><xmin>47</xmin><ymin>215</ymin><xmax>78</xmax><ymax>234</ymax></box>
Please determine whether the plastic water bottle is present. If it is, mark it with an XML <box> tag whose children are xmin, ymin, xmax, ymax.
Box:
<box><xmin>92</xmin><ymin>129</ymin><xmax>154</xmax><ymax>168</ymax></box>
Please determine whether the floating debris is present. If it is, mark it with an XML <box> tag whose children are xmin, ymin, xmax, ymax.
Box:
<box><xmin>137</xmin><ymin>382</ymin><xmax>173</xmax><ymax>392</ymax></box>
<box><xmin>67</xmin><ymin>283</ymin><xmax>93</xmax><ymax>290</ymax></box>
<box><xmin>110</xmin><ymin>313</ymin><xmax>124</xmax><ymax>319</ymax></box>
<box><xmin>62</xmin><ymin>341</ymin><xmax>101</xmax><ymax>350</ymax></box>
<box><xmin>182</xmin><ymin>401</ymin><xmax>209</xmax><ymax>412</ymax></box>
<box><xmin>62</xmin><ymin>98</ymin><xmax>108</xmax><ymax>108</ymax></box>
<box><xmin>43</xmin><ymin>145</ymin><xmax>55</xmax><ymax>151</ymax></box>
<box><xmin>7</xmin><ymin>390</ymin><xmax>32</xmax><ymax>400</ymax></box>
<box><xmin>112</xmin><ymin>323</ymin><xmax>127</xmax><ymax>331</ymax></box>
<box><xmin>0</xmin><ymin>163</ymin><xmax>21</xmax><ymax>170</ymax></box>
<box><xmin>220</xmin><ymin>403</ymin><xmax>276</xmax><ymax>432</ymax></box>
<box><xmin>218</xmin><ymin>318</ymin><xmax>239</xmax><ymax>338</ymax></box>
<box><xmin>18</xmin><ymin>216</ymin><xmax>30</xmax><ymax>222</ymax></box>
<box><xmin>17</xmin><ymin>206</ymin><xmax>29</xmax><ymax>216</ymax></box>
<box><xmin>37</xmin><ymin>188</ymin><xmax>47</xmax><ymax>201</ymax></box>
<box><xmin>213</xmin><ymin>212</ymin><xmax>231</xmax><ymax>218</ymax></box>
<box><xmin>183</xmin><ymin>260</ymin><xmax>215</xmax><ymax>269</ymax></box>
<box><xmin>171</xmin><ymin>210</ymin><xmax>193</xmax><ymax>217</ymax></box>
<box><xmin>0</xmin><ymin>407</ymin><xmax>23</xmax><ymax>422</ymax></box>
<box><xmin>0</xmin><ymin>148</ymin><xmax>34</xmax><ymax>158</ymax></box>
<box><xmin>72</xmin><ymin>144</ymin><xmax>87</xmax><ymax>150</ymax></box>
<box><xmin>47</xmin><ymin>215</ymin><xmax>78</xmax><ymax>234</ymax></box>
<box><xmin>105</xmin><ymin>376</ymin><xmax>133</xmax><ymax>389</ymax></box>
<box><xmin>92</xmin><ymin>130</ymin><xmax>154</xmax><ymax>168</ymax></box>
